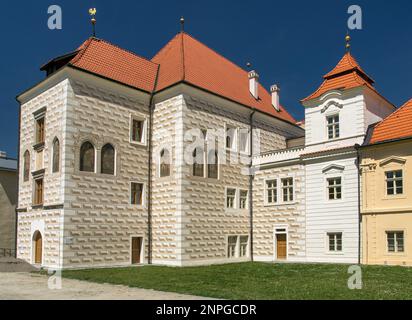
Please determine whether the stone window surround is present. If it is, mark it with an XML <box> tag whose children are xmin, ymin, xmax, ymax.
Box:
<box><xmin>325</xmin><ymin>112</ymin><xmax>340</xmax><ymax>141</ymax></box>
<box><xmin>386</xmin><ymin>230</ymin><xmax>406</xmax><ymax>255</ymax></box>
<box><xmin>264</xmin><ymin>175</ymin><xmax>296</xmax><ymax>207</ymax></box>
<box><xmin>225</xmin><ymin>187</ymin><xmax>248</xmax><ymax>211</ymax></box>
<box><xmin>226</xmin><ymin>234</ymin><xmax>250</xmax><ymax>259</ymax></box>
<box><xmin>323</xmin><ymin>173</ymin><xmax>344</xmax><ymax>202</ymax></box>
<box><xmin>129</xmin><ymin>113</ymin><xmax>148</xmax><ymax>147</ymax></box>
<box><xmin>129</xmin><ymin>181</ymin><xmax>146</xmax><ymax>208</ymax></box>
<box><xmin>325</xmin><ymin>231</ymin><xmax>345</xmax><ymax>255</ymax></box>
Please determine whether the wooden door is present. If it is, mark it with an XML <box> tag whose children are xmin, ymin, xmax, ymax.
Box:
<box><xmin>131</xmin><ymin>237</ymin><xmax>142</xmax><ymax>264</ymax></box>
<box><xmin>276</xmin><ymin>234</ymin><xmax>287</xmax><ymax>260</ymax></box>
<box><xmin>34</xmin><ymin>233</ymin><xmax>42</xmax><ymax>264</ymax></box>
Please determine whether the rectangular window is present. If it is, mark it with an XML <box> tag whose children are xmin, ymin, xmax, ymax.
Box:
<box><xmin>131</xmin><ymin>183</ymin><xmax>143</xmax><ymax>205</ymax></box>
<box><xmin>131</xmin><ymin>119</ymin><xmax>145</xmax><ymax>144</ymax></box>
<box><xmin>266</xmin><ymin>180</ymin><xmax>277</xmax><ymax>204</ymax></box>
<box><xmin>387</xmin><ymin>231</ymin><xmax>404</xmax><ymax>253</ymax></box>
<box><xmin>226</xmin><ymin>188</ymin><xmax>236</xmax><ymax>209</ymax></box>
<box><xmin>239</xmin><ymin>190</ymin><xmax>248</xmax><ymax>209</ymax></box>
<box><xmin>281</xmin><ymin>178</ymin><xmax>294</xmax><ymax>202</ymax></box>
<box><xmin>239</xmin><ymin>236</ymin><xmax>249</xmax><ymax>257</ymax></box>
<box><xmin>226</xmin><ymin>127</ymin><xmax>237</xmax><ymax>150</ymax></box>
<box><xmin>36</xmin><ymin>117</ymin><xmax>45</xmax><ymax>144</ymax></box>
<box><xmin>386</xmin><ymin>170</ymin><xmax>403</xmax><ymax>195</ymax></box>
<box><xmin>328</xmin><ymin>233</ymin><xmax>343</xmax><ymax>252</ymax></box>
<box><xmin>327</xmin><ymin>114</ymin><xmax>340</xmax><ymax>140</ymax></box>
<box><xmin>327</xmin><ymin>177</ymin><xmax>342</xmax><ymax>200</ymax></box>
<box><xmin>239</xmin><ymin>129</ymin><xmax>249</xmax><ymax>153</ymax></box>
<box><xmin>227</xmin><ymin>236</ymin><xmax>237</xmax><ymax>258</ymax></box>
<box><xmin>34</xmin><ymin>178</ymin><xmax>44</xmax><ymax>205</ymax></box>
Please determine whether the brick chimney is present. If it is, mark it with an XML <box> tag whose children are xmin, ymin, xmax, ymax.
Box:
<box><xmin>248</xmin><ymin>70</ymin><xmax>259</xmax><ymax>99</ymax></box>
<box><xmin>270</xmin><ymin>84</ymin><xmax>280</xmax><ymax>111</ymax></box>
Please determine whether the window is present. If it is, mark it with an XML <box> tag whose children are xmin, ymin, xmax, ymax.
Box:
<box><xmin>227</xmin><ymin>236</ymin><xmax>237</xmax><ymax>258</ymax></box>
<box><xmin>239</xmin><ymin>236</ymin><xmax>249</xmax><ymax>257</ymax></box>
<box><xmin>33</xmin><ymin>178</ymin><xmax>44</xmax><ymax>205</ymax></box>
<box><xmin>281</xmin><ymin>178</ymin><xmax>294</xmax><ymax>202</ymax></box>
<box><xmin>131</xmin><ymin>183</ymin><xmax>144</xmax><ymax>205</ymax></box>
<box><xmin>266</xmin><ymin>180</ymin><xmax>277</xmax><ymax>204</ymax></box>
<box><xmin>101</xmin><ymin>144</ymin><xmax>115</xmax><ymax>175</ymax></box>
<box><xmin>131</xmin><ymin>119</ymin><xmax>145</xmax><ymax>144</ymax></box>
<box><xmin>226</xmin><ymin>127</ymin><xmax>237</xmax><ymax>150</ymax></box>
<box><xmin>52</xmin><ymin>138</ymin><xmax>60</xmax><ymax>173</ymax></box>
<box><xmin>239</xmin><ymin>190</ymin><xmax>248</xmax><ymax>209</ymax></box>
<box><xmin>160</xmin><ymin>149</ymin><xmax>171</xmax><ymax>177</ymax></box>
<box><xmin>207</xmin><ymin>150</ymin><xmax>218</xmax><ymax>179</ymax></box>
<box><xmin>226</xmin><ymin>188</ymin><xmax>236</xmax><ymax>209</ymax></box>
<box><xmin>79</xmin><ymin>141</ymin><xmax>95</xmax><ymax>172</ymax></box>
<box><xmin>387</xmin><ymin>231</ymin><xmax>404</xmax><ymax>253</ymax></box>
<box><xmin>192</xmin><ymin>148</ymin><xmax>204</xmax><ymax>177</ymax></box>
<box><xmin>327</xmin><ymin>177</ymin><xmax>342</xmax><ymax>200</ymax></box>
<box><xmin>327</xmin><ymin>114</ymin><xmax>340</xmax><ymax>140</ymax></box>
<box><xmin>23</xmin><ymin>150</ymin><xmax>30</xmax><ymax>182</ymax></box>
<box><xmin>328</xmin><ymin>233</ymin><xmax>342</xmax><ymax>252</ymax></box>
<box><xmin>239</xmin><ymin>129</ymin><xmax>249</xmax><ymax>153</ymax></box>
<box><xmin>36</xmin><ymin>117</ymin><xmax>45</xmax><ymax>144</ymax></box>
<box><xmin>386</xmin><ymin>170</ymin><xmax>403</xmax><ymax>195</ymax></box>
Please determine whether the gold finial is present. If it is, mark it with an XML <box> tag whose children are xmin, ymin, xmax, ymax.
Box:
<box><xmin>89</xmin><ymin>8</ymin><xmax>97</xmax><ymax>37</ymax></box>
<box><xmin>345</xmin><ymin>32</ymin><xmax>351</xmax><ymax>52</ymax></box>
<box><xmin>180</xmin><ymin>16</ymin><xmax>185</xmax><ymax>32</ymax></box>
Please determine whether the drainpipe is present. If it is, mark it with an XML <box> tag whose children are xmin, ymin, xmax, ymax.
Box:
<box><xmin>249</xmin><ymin>110</ymin><xmax>256</xmax><ymax>261</ymax></box>
<box><xmin>355</xmin><ymin>143</ymin><xmax>361</xmax><ymax>265</ymax></box>
<box><xmin>147</xmin><ymin>66</ymin><xmax>160</xmax><ymax>265</ymax></box>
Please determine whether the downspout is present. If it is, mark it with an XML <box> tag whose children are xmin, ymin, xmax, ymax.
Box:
<box><xmin>14</xmin><ymin>100</ymin><xmax>21</xmax><ymax>258</ymax></box>
<box><xmin>355</xmin><ymin>144</ymin><xmax>361</xmax><ymax>265</ymax></box>
<box><xmin>147</xmin><ymin>66</ymin><xmax>160</xmax><ymax>265</ymax></box>
<box><xmin>249</xmin><ymin>110</ymin><xmax>256</xmax><ymax>261</ymax></box>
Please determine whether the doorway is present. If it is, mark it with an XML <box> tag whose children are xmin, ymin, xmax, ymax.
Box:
<box><xmin>274</xmin><ymin>227</ymin><xmax>288</xmax><ymax>260</ymax></box>
<box><xmin>33</xmin><ymin>231</ymin><xmax>42</xmax><ymax>264</ymax></box>
<box><xmin>131</xmin><ymin>237</ymin><xmax>143</xmax><ymax>264</ymax></box>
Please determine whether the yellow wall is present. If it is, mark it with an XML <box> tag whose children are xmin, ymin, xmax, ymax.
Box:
<box><xmin>360</xmin><ymin>139</ymin><xmax>412</xmax><ymax>266</ymax></box>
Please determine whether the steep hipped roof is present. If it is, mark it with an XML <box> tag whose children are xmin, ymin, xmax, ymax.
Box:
<box><xmin>41</xmin><ymin>33</ymin><xmax>297</xmax><ymax>124</ymax></box>
<box><xmin>152</xmin><ymin>33</ymin><xmax>296</xmax><ymax>123</ymax></box>
<box><xmin>368</xmin><ymin>99</ymin><xmax>412</xmax><ymax>144</ymax></box>
<box><xmin>302</xmin><ymin>52</ymin><xmax>376</xmax><ymax>102</ymax></box>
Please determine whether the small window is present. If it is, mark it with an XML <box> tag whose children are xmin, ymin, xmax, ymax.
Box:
<box><xmin>327</xmin><ymin>114</ymin><xmax>340</xmax><ymax>140</ymax></box>
<box><xmin>226</xmin><ymin>127</ymin><xmax>237</xmax><ymax>150</ymax></box>
<box><xmin>327</xmin><ymin>177</ymin><xmax>342</xmax><ymax>200</ymax></box>
<box><xmin>36</xmin><ymin>117</ymin><xmax>45</xmax><ymax>144</ymax></box>
<box><xmin>266</xmin><ymin>180</ymin><xmax>277</xmax><ymax>204</ymax></box>
<box><xmin>34</xmin><ymin>178</ymin><xmax>44</xmax><ymax>205</ymax></box>
<box><xmin>239</xmin><ymin>129</ymin><xmax>249</xmax><ymax>153</ymax></box>
<box><xmin>328</xmin><ymin>233</ymin><xmax>342</xmax><ymax>252</ymax></box>
<box><xmin>52</xmin><ymin>138</ymin><xmax>60</xmax><ymax>173</ymax></box>
<box><xmin>192</xmin><ymin>148</ymin><xmax>204</xmax><ymax>177</ymax></box>
<box><xmin>79</xmin><ymin>141</ymin><xmax>95</xmax><ymax>172</ymax></box>
<box><xmin>239</xmin><ymin>190</ymin><xmax>248</xmax><ymax>209</ymax></box>
<box><xmin>101</xmin><ymin>144</ymin><xmax>115</xmax><ymax>175</ymax></box>
<box><xmin>207</xmin><ymin>150</ymin><xmax>218</xmax><ymax>179</ymax></box>
<box><xmin>227</xmin><ymin>236</ymin><xmax>238</xmax><ymax>258</ymax></box>
<box><xmin>281</xmin><ymin>178</ymin><xmax>294</xmax><ymax>202</ymax></box>
<box><xmin>160</xmin><ymin>149</ymin><xmax>171</xmax><ymax>177</ymax></box>
<box><xmin>131</xmin><ymin>183</ymin><xmax>144</xmax><ymax>205</ymax></box>
<box><xmin>239</xmin><ymin>236</ymin><xmax>249</xmax><ymax>257</ymax></box>
<box><xmin>131</xmin><ymin>119</ymin><xmax>145</xmax><ymax>144</ymax></box>
<box><xmin>226</xmin><ymin>188</ymin><xmax>236</xmax><ymax>209</ymax></box>
<box><xmin>387</xmin><ymin>231</ymin><xmax>404</xmax><ymax>253</ymax></box>
<box><xmin>23</xmin><ymin>150</ymin><xmax>30</xmax><ymax>182</ymax></box>
<box><xmin>386</xmin><ymin>170</ymin><xmax>403</xmax><ymax>195</ymax></box>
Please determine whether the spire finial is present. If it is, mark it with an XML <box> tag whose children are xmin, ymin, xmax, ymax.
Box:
<box><xmin>345</xmin><ymin>31</ymin><xmax>351</xmax><ymax>52</ymax></box>
<box><xmin>89</xmin><ymin>8</ymin><xmax>97</xmax><ymax>37</ymax></box>
<box><xmin>180</xmin><ymin>16</ymin><xmax>185</xmax><ymax>32</ymax></box>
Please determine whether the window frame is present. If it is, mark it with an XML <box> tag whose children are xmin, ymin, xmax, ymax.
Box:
<box><xmin>386</xmin><ymin>231</ymin><xmax>405</xmax><ymax>253</ymax></box>
<box><xmin>225</xmin><ymin>187</ymin><xmax>237</xmax><ymax>210</ymax></box>
<box><xmin>225</xmin><ymin>125</ymin><xmax>238</xmax><ymax>152</ymax></box>
<box><xmin>192</xmin><ymin>147</ymin><xmax>205</xmax><ymax>178</ymax></box>
<box><xmin>326</xmin><ymin>114</ymin><xmax>340</xmax><ymax>140</ymax></box>
<box><xmin>207</xmin><ymin>149</ymin><xmax>219</xmax><ymax>180</ymax></box>
<box><xmin>265</xmin><ymin>179</ymin><xmax>278</xmax><ymax>205</ymax></box>
<box><xmin>239</xmin><ymin>189</ymin><xmax>248</xmax><ymax>210</ymax></box>
<box><xmin>100</xmin><ymin>143</ymin><xmax>116</xmax><ymax>175</ymax></box>
<box><xmin>79</xmin><ymin>141</ymin><xmax>96</xmax><ymax>173</ymax></box>
<box><xmin>327</xmin><ymin>232</ymin><xmax>343</xmax><ymax>253</ymax></box>
<box><xmin>159</xmin><ymin>148</ymin><xmax>171</xmax><ymax>178</ymax></box>
<box><xmin>33</xmin><ymin>178</ymin><xmax>44</xmax><ymax>206</ymax></box>
<box><xmin>281</xmin><ymin>177</ymin><xmax>294</xmax><ymax>203</ymax></box>
<box><xmin>226</xmin><ymin>235</ymin><xmax>249</xmax><ymax>259</ymax></box>
<box><xmin>130</xmin><ymin>181</ymin><xmax>145</xmax><ymax>207</ymax></box>
<box><xmin>23</xmin><ymin>150</ymin><xmax>30</xmax><ymax>182</ymax></box>
<box><xmin>327</xmin><ymin>176</ymin><xmax>343</xmax><ymax>201</ymax></box>
<box><xmin>51</xmin><ymin>138</ymin><xmax>60</xmax><ymax>174</ymax></box>
<box><xmin>129</xmin><ymin>115</ymin><xmax>147</xmax><ymax>146</ymax></box>
<box><xmin>385</xmin><ymin>170</ymin><xmax>403</xmax><ymax>196</ymax></box>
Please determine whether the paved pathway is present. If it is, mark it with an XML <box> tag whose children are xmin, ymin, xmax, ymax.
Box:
<box><xmin>0</xmin><ymin>272</ymin><xmax>212</xmax><ymax>300</ymax></box>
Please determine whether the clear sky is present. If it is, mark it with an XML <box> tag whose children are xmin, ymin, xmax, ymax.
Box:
<box><xmin>1</xmin><ymin>0</ymin><xmax>411</xmax><ymax>158</ymax></box>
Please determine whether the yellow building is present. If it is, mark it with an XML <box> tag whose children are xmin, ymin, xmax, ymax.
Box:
<box><xmin>360</xmin><ymin>99</ymin><xmax>412</xmax><ymax>266</ymax></box>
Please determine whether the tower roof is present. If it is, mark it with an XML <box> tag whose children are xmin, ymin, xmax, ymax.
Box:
<box><xmin>302</xmin><ymin>52</ymin><xmax>376</xmax><ymax>102</ymax></box>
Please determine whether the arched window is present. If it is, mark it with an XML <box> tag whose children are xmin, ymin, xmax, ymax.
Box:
<box><xmin>80</xmin><ymin>141</ymin><xmax>95</xmax><ymax>172</ymax></box>
<box><xmin>192</xmin><ymin>147</ymin><xmax>204</xmax><ymax>177</ymax></box>
<box><xmin>208</xmin><ymin>150</ymin><xmax>218</xmax><ymax>179</ymax></box>
<box><xmin>101</xmin><ymin>144</ymin><xmax>115</xmax><ymax>175</ymax></box>
<box><xmin>32</xmin><ymin>231</ymin><xmax>43</xmax><ymax>264</ymax></box>
<box><xmin>160</xmin><ymin>149</ymin><xmax>171</xmax><ymax>177</ymax></box>
<box><xmin>23</xmin><ymin>150</ymin><xmax>30</xmax><ymax>182</ymax></box>
<box><xmin>52</xmin><ymin>138</ymin><xmax>60</xmax><ymax>173</ymax></box>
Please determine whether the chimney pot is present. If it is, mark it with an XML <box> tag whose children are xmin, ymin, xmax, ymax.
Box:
<box><xmin>248</xmin><ymin>70</ymin><xmax>259</xmax><ymax>99</ymax></box>
<box><xmin>270</xmin><ymin>84</ymin><xmax>280</xmax><ymax>111</ymax></box>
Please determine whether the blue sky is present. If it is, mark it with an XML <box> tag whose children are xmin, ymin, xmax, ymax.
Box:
<box><xmin>1</xmin><ymin>0</ymin><xmax>411</xmax><ymax>158</ymax></box>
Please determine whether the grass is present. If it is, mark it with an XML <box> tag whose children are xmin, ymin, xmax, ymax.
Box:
<box><xmin>62</xmin><ymin>262</ymin><xmax>412</xmax><ymax>300</ymax></box>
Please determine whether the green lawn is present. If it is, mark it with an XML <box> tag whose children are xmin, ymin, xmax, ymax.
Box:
<box><xmin>62</xmin><ymin>262</ymin><xmax>412</xmax><ymax>300</ymax></box>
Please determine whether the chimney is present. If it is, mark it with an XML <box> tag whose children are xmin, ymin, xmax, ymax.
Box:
<box><xmin>270</xmin><ymin>84</ymin><xmax>280</xmax><ymax>111</ymax></box>
<box><xmin>248</xmin><ymin>70</ymin><xmax>259</xmax><ymax>99</ymax></box>
<box><xmin>0</xmin><ymin>151</ymin><xmax>6</xmax><ymax>158</ymax></box>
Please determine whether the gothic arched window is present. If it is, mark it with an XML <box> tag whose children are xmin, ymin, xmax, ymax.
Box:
<box><xmin>23</xmin><ymin>150</ymin><xmax>30</xmax><ymax>182</ymax></box>
<box><xmin>192</xmin><ymin>148</ymin><xmax>204</xmax><ymax>177</ymax></box>
<box><xmin>208</xmin><ymin>150</ymin><xmax>218</xmax><ymax>179</ymax></box>
<box><xmin>101</xmin><ymin>143</ymin><xmax>115</xmax><ymax>175</ymax></box>
<box><xmin>52</xmin><ymin>138</ymin><xmax>60</xmax><ymax>173</ymax></box>
<box><xmin>160</xmin><ymin>149</ymin><xmax>171</xmax><ymax>177</ymax></box>
<box><xmin>79</xmin><ymin>141</ymin><xmax>95</xmax><ymax>172</ymax></box>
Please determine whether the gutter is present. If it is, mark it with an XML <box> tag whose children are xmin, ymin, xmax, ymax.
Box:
<box><xmin>354</xmin><ymin>143</ymin><xmax>362</xmax><ymax>265</ymax></box>
<box><xmin>147</xmin><ymin>65</ymin><xmax>160</xmax><ymax>265</ymax></box>
<box><xmin>248</xmin><ymin>110</ymin><xmax>255</xmax><ymax>261</ymax></box>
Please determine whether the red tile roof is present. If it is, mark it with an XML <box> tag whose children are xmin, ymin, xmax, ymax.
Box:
<box><xmin>43</xmin><ymin>34</ymin><xmax>297</xmax><ymax>124</ymax></box>
<box><xmin>302</xmin><ymin>52</ymin><xmax>376</xmax><ymax>102</ymax></box>
<box><xmin>369</xmin><ymin>99</ymin><xmax>412</xmax><ymax>144</ymax></box>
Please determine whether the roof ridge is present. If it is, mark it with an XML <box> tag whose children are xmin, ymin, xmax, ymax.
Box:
<box><xmin>151</xmin><ymin>33</ymin><xmax>181</xmax><ymax>60</ymax></box>
<box><xmin>373</xmin><ymin>98</ymin><xmax>412</xmax><ymax>130</ymax></box>
<box><xmin>180</xmin><ymin>33</ymin><xmax>186</xmax><ymax>82</ymax></box>
<box><xmin>70</xmin><ymin>37</ymin><xmax>94</xmax><ymax>65</ymax></box>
